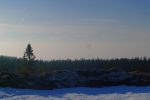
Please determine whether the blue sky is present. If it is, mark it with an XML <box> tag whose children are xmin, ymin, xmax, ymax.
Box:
<box><xmin>0</xmin><ymin>0</ymin><xmax>150</xmax><ymax>59</ymax></box>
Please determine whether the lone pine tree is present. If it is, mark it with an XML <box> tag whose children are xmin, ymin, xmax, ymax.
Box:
<box><xmin>23</xmin><ymin>43</ymin><xmax>36</xmax><ymax>66</ymax></box>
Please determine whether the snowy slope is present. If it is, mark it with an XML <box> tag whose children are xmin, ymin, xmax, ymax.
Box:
<box><xmin>0</xmin><ymin>86</ymin><xmax>150</xmax><ymax>100</ymax></box>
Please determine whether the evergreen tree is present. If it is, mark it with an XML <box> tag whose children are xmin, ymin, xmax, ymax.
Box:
<box><xmin>23</xmin><ymin>44</ymin><xmax>36</xmax><ymax>66</ymax></box>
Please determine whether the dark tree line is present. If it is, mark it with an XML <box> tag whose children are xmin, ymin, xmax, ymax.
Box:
<box><xmin>0</xmin><ymin>55</ymin><xmax>150</xmax><ymax>74</ymax></box>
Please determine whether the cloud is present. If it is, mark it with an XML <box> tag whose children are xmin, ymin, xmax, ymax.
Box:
<box><xmin>84</xmin><ymin>18</ymin><xmax>118</xmax><ymax>23</ymax></box>
<box><xmin>0</xmin><ymin>18</ymin><xmax>119</xmax><ymax>36</ymax></box>
<box><xmin>0</xmin><ymin>23</ymin><xmax>62</xmax><ymax>33</ymax></box>
<box><xmin>0</xmin><ymin>18</ymin><xmax>118</xmax><ymax>33</ymax></box>
<box><xmin>0</xmin><ymin>18</ymin><xmax>149</xmax><ymax>41</ymax></box>
<box><xmin>0</xmin><ymin>19</ymin><xmax>149</xmax><ymax>44</ymax></box>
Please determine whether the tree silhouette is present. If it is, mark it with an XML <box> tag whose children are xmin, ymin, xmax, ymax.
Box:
<box><xmin>23</xmin><ymin>44</ymin><xmax>36</xmax><ymax>66</ymax></box>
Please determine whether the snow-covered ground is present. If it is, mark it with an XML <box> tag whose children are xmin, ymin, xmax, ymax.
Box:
<box><xmin>0</xmin><ymin>86</ymin><xmax>150</xmax><ymax>100</ymax></box>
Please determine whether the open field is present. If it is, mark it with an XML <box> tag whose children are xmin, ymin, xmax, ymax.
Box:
<box><xmin>0</xmin><ymin>86</ymin><xmax>150</xmax><ymax>100</ymax></box>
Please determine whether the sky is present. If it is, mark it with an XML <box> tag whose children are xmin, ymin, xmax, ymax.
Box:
<box><xmin>0</xmin><ymin>0</ymin><xmax>150</xmax><ymax>60</ymax></box>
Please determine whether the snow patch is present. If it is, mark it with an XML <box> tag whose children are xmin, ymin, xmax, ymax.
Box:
<box><xmin>0</xmin><ymin>86</ymin><xmax>150</xmax><ymax>100</ymax></box>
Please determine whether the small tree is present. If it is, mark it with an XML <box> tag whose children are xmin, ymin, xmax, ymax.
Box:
<box><xmin>23</xmin><ymin>43</ymin><xmax>36</xmax><ymax>66</ymax></box>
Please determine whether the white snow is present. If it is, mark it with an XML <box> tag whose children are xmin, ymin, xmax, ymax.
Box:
<box><xmin>0</xmin><ymin>86</ymin><xmax>150</xmax><ymax>100</ymax></box>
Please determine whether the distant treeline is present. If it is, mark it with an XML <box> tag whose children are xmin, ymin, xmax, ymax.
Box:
<box><xmin>0</xmin><ymin>55</ymin><xmax>150</xmax><ymax>74</ymax></box>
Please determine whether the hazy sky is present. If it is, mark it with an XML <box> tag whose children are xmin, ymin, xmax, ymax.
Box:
<box><xmin>0</xmin><ymin>0</ymin><xmax>150</xmax><ymax>59</ymax></box>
